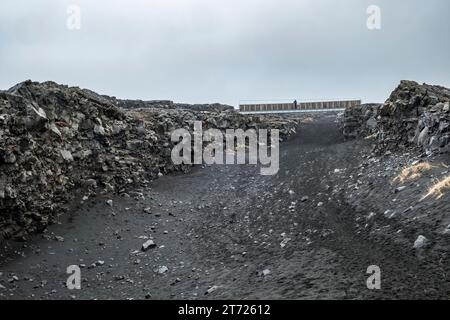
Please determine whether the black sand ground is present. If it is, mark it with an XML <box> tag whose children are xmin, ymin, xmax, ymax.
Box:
<box><xmin>1</xmin><ymin>115</ymin><xmax>450</xmax><ymax>299</ymax></box>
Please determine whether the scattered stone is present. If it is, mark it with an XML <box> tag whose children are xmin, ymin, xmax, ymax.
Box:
<box><xmin>403</xmin><ymin>206</ymin><xmax>414</xmax><ymax>213</ymax></box>
<box><xmin>95</xmin><ymin>260</ymin><xmax>105</xmax><ymax>266</ymax></box>
<box><xmin>60</xmin><ymin>150</ymin><xmax>73</xmax><ymax>162</ymax></box>
<box><xmin>413</xmin><ymin>235</ymin><xmax>429</xmax><ymax>249</ymax></box>
<box><xmin>156</xmin><ymin>266</ymin><xmax>168</xmax><ymax>274</ymax></box>
<box><xmin>141</xmin><ymin>239</ymin><xmax>156</xmax><ymax>251</ymax></box>
<box><xmin>443</xmin><ymin>225</ymin><xmax>450</xmax><ymax>235</ymax></box>
<box><xmin>383</xmin><ymin>210</ymin><xmax>396</xmax><ymax>219</ymax></box>
<box><xmin>366</xmin><ymin>212</ymin><xmax>376</xmax><ymax>220</ymax></box>
<box><xmin>205</xmin><ymin>285</ymin><xmax>220</xmax><ymax>295</ymax></box>
<box><xmin>261</xmin><ymin>269</ymin><xmax>271</xmax><ymax>276</ymax></box>
<box><xmin>280</xmin><ymin>237</ymin><xmax>291</xmax><ymax>248</ymax></box>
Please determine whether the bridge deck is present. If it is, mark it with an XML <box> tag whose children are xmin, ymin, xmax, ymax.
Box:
<box><xmin>239</xmin><ymin>108</ymin><xmax>345</xmax><ymax>115</ymax></box>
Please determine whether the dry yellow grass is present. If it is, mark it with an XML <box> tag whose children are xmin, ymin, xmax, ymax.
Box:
<box><xmin>364</xmin><ymin>133</ymin><xmax>377</xmax><ymax>140</ymax></box>
<box><xmin>392</xmin><ymin>162</ymin><xmax>435</xmax><ymax>184</ymax></box>
<box><xmin>421</xmin><ymin>175</ymin><xmax>450</xmax><ymax>200</ymax></box>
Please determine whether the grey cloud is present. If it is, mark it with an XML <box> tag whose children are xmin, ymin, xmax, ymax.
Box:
<box><xmin>1</xmin><ymin>0</ymin><xmax>449</xmax><ymax>106</ymax></box>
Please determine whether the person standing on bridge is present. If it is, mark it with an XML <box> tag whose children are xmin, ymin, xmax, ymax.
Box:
<box><xmin>294</xmin><ymin>100</ymin><xmax>298</xmax><ymax>110</ymax></box>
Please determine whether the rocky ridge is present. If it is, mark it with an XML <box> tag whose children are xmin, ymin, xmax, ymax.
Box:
<box><xmin>114</xmin><ymin>98</ymin><xmax>235</xmax><ymax>112</ymax></box>
<box><xmin>339</xmin><ymin>80</ymin><xmax>450</xmax><ymax>253</ymax></box>
<box><xmin>0</xmin><ymin>80</ymin><xmax>298</xmax><ymax>240</ymax></box>
<box><xmin>343</xmin><ymin>80</ymin><xmax>450</xmax><ymax>154</ymax></box>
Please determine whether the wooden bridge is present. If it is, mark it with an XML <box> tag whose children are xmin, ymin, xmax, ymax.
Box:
<box><xmin>239</xmin><ymin>99</ymin><xmax>360</xmax><ymax>114</ymax></box>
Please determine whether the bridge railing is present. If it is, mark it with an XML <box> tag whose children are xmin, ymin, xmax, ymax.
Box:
<box><xmin>239</xmin><ymin>99</ymin><xmax>361</xmax><ymax>113</ymax></box>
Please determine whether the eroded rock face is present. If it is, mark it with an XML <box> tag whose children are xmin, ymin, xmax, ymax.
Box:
<box><xmin>377</xmin><ymin>80</ymin><xmax>450</xmax><ymax>153</ymax></box>
<box><xmin>342</xmin><ymin>80</ymin><xmax>450</xmax><ymax>154</ymax></box>
<box><xmin>342</xmin><ymin>103</ymin><xmax>381</xmax><ymax>139</ymax></box>
<box><xmin>0</xmin><ymin>80</ymin><xmax>299</xmax><ymax>240</ymax></box>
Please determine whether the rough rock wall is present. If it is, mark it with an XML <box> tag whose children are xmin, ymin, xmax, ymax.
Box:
<box><xmin>342</xmin><ymin>103</ymin><xmax>381</xmax><ymax>139</ymax></box>
<box><xmin>377</xmin><ymin>80</ymin><xmax>450</xmax><ymax>153</ymax></box>
<box><xmin>342</xmin><ymin>80</ymin><xmax>450</xmax><ymax>154</ymax></box>
<box><xmin>0</xmin><ymin>80</ymin><xmax>297</xmax><ymax>240</ymax></box>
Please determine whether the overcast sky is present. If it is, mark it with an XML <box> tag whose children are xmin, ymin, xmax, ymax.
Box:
<box><xmin>1</xmin><ymin>0</ymin><xmax>449</xmax><ymax>106</ymax></box>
